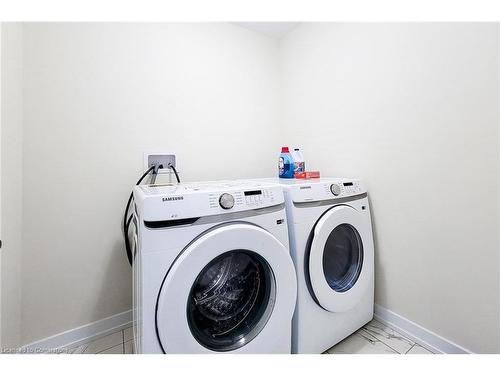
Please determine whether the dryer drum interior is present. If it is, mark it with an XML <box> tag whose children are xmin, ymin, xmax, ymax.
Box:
<box><xmin>187</xmin><ymin>250</ymin><xmax>276</xmax><ymax>351</ymax></box>
<box><xmin>322</xmin><ymin>224</ymin><xmax>364</xmax><ymax>293</ymax></box>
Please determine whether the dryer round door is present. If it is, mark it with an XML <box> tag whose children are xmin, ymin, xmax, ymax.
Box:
<box><xmin>155</xmin><ymin>223</ymin><xmax>297</xmax><ymax>353</ymax></box>
<box><xmin>309</xmin><ymin>205</ymin><xmax>373</xmax><ymax>313</ymax></box>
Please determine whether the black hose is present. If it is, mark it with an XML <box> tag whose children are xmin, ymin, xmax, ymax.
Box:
<box><xmin>123</xmin><ymin>166</ymin><xmax>155</xmax><ymax>266</ymax></box>
<box><xmin>123</xmin><ymin>164</ymin><xmax>181</xmax><ymax>266</ymax></box>
<box><xmin>170</xmin><ymin>164</ymin><xmax>181</xmax><ymax>183</ymax></box>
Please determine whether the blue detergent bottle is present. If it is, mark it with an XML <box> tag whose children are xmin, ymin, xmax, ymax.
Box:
<box><xmin>278</xmin><ymin>146</ymin><xmax>294</xmax><ymax>178</ymax></box>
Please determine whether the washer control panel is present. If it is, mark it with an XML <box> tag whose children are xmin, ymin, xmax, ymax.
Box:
<box><xmin>208</xmin><ymin>188</ymin><xmax>277</xmax><ymax>210</ymax></box>
<box><xmin>136</xmin><ymin>181</ymin><xmax>283</xmax><ymax>221</ymax></box>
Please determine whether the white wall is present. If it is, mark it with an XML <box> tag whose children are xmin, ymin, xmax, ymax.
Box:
<box><xmin>280</xmin><ymin>23</ymin><xmax>500</xmax><ymax>353</ymax></box>
<box><xmin>20</xmin><ymin>23</ymin><xmax>280</xmax><ymax>345</ymax></box>
<box><xmin>1</xmin><ymin>23</ymin><xmax>23</xmax><ymax>349</ymax></box>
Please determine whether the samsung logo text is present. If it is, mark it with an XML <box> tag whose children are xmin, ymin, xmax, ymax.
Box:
<box><xmin>162</xmin><ymin>196</ymin><xmax>184</xmax><ymax>202</ymax></box>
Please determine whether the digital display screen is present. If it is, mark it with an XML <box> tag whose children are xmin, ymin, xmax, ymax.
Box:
<box><xmin>343</xmin><ymin>182</ymin><xmax>353</xmax><ymax>186</ymax></box>
<box><xmin>244</xmin><ymin>190</ymin><xmax>262</xmax><ymax>196</ymax></box>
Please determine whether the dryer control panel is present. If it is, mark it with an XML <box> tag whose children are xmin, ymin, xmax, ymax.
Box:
<box><xmin>284</xmin><ymin>178</ymin><xmax>366</xmax><ymax>204</ymax></box>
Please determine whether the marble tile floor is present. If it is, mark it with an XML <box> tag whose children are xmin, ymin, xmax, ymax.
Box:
<box><xmin>325</xmin><ymin>319</ymin><xmax>435</xmax><ymax>355</ymax></box>
<box><xmin>64</xmin><ymin>327</ymin><xmax>134</xmax><ymax>354</ymax></box>
<box><xmin>63</xmin><ymin>319</ymin><xmax>434</xmax><ymax>354</ymax></box>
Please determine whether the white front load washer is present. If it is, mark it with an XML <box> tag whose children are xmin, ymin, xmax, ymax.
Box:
<box><xmin>258</xmin><ymin>177</ymin><xmax>374</xmax><ymax>354</ymax></box>
<box><xmin>132</xmin><ymin>180</ymin><xmax>297</xmax><ymax>354</ymax></box>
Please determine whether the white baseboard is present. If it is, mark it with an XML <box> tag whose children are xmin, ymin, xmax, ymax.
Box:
<box><xmin>20</xmin><ymin>310</ymin><xmax>132</xmax><ymax>353</ymax></box>
<box><xmin>374</xmin><ymin>304</ymin><xmax>472</xmax><ymax>354</ymax></box>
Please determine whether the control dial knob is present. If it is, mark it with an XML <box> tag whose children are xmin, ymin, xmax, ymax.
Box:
<box><xmin>219</xmin><ymin>193</ymin><xmax>235</xmax><ymax>209</ymax></box>
<box><xmin>330</xmin><ymin>184</ymin><xmax>341</xmax><ymax>196</ymax></box>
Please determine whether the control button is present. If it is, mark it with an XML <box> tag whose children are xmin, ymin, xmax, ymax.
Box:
<box><xmin>330</xmin><ymin>184</ymin><xmax>341</xmax><ymax>196</ymax></box>
<box><xmin>219</xmin><ymin>193</ymin><xmax>235</xmax><ymax>209</ymax></box>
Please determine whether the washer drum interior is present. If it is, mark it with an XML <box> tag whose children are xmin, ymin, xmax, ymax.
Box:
<box><xmin>187</xmin><ymin>250</ymin><xmax>276</xmax><ymax>351</ymax></box>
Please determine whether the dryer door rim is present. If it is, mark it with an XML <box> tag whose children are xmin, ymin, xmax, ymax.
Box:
<box><xmin>309</xmin><ymin>205</ymin><xmax>374</xmax><ymax>313</ymax></box>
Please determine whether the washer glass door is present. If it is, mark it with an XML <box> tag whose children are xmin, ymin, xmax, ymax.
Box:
<box><xmin>155</xmin><ymin>223</ymin><xmax>297</xmax><ymax>353</ymax></box>
<box><xmin>188</xmin><ymin>250</ymin><xmax>275</xmax><ymax>351</ymax></box>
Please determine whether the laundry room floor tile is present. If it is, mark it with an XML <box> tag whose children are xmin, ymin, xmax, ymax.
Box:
<box><xmin>123</xmin><ymin>326</ymin><xmax>133</xmax><ymax>343</ymax></box>
<box><xmin>124</xmin><ymin>340</ymin><xmax>134</xmax><ymax>354</ymax></box>
<box><xmin>63</xmin><ymin>318</ymin><xmax>434</xmax><ymax>354</ymax></box>
<box><xmin>98</xmin><ymin>343</ymin><xmax>124</xmax><ymax>354</ymax></box>
<box><xmin>406</xmin><ymin>344</ymin><xmax>434</xmax><ymax>354</ymax></box>
<box><xmin>66</xmin><ymin>344</ymin><xmax>87</xmax><ymax>354</ymax></box>
<box><xmin>82</xmin><ymin>331</ymin><xmax>123</xmax><ymax>354</ymax></box>
<box><xmin>327</xmin><ymin>329</ymin><xmax>398</xmax><ymax>354</ymax></box>
<box><xmin>361</xmin><ymin>319</ymin><xmax>414</xmax><ymax>354</ymax></box>
<box><xmin>325</xmin><ymin>319</ymin><xmax>437</xmax><ymax>355</ymax></box>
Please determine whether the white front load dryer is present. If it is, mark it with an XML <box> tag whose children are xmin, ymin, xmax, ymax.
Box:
<box><xmin>260</xmin><ymin>178</ymin><xmax>375</xmax><ymax>354</ymax></box>
<box><xmin>132</xmin><ymin>180</ymin><xmax>297</xmax><ymax>354</ymax></box>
